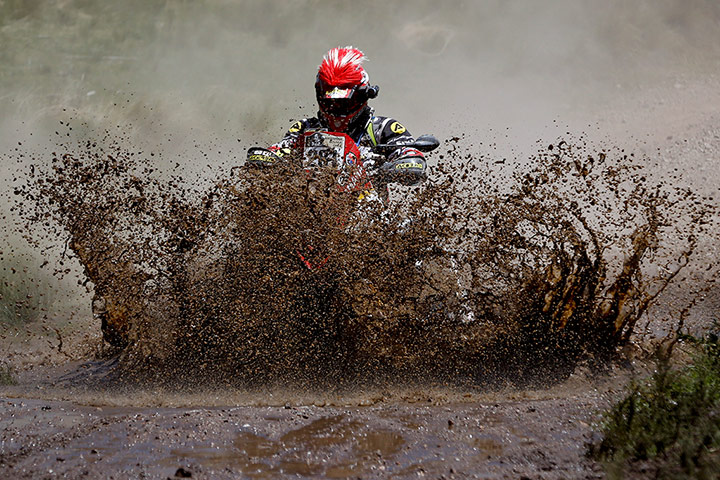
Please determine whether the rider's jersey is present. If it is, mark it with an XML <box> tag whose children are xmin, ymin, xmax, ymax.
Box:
<box><xmin>270</xmin><ymin>106</ymin><xmax>425</xmax><ymax>172</ymax></box>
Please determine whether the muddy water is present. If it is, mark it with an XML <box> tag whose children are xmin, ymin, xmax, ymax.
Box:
<box><xmin>0</xmin><ymin>386</ymin><xmax>609</xmax><ymax>479</ymax></box>
<box><xmin>2</xmin><ymin>122</ymin><xmax>718</xmax><ymax>479</ymax></box>
<box><xmin>9</xmin><ymin>126</ymin><xmax>708</xmax><ymax>479</ymax></box>
<box><xmin>11</xmin><ymin>128</ymin><xmax>716</xmax><ymax>393</ymax></box>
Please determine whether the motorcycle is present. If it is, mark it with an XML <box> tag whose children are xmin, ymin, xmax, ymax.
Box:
<box><xmin>246</xmin><ymin>130</ymin><xmax>440</xmax><ymax>269</ymax></box>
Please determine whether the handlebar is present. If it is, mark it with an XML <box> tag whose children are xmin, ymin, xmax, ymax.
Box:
<box><xmin>372</xmin><ymin>134</ymin><xmax>440</xmax><ymax>155</ymax></box>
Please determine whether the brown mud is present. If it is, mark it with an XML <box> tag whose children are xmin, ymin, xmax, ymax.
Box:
<box><xmin>11</xmin><ymin>125</ymin><xmax>716</xmax><ymax>392</ymax></box>
<box><xmin>1</xmin><ymin>373</ymin><xmax>618</xmax><ymax>479</ymax></box>
<box><xmin>1</xmin><ymin>97</ymin><xmax>718</xmax><ymax>477</ymax></box>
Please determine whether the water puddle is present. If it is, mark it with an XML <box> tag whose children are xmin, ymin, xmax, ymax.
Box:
<box><xmin>166</xmin><ymin>414</ymin><xmax>405</xmax><ymax>478</ymax></box>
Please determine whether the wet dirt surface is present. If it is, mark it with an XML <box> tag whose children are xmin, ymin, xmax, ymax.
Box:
<box><xmin>0</xmin><ymin>383</ymin><xmax>610</xmax><ymax>479</ymax></box>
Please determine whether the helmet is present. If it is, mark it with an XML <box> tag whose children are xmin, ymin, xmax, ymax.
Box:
<box><xmin>315</xmin><ymin>46</ymin><xmax>379</xmax><ymax>132</ymax></box>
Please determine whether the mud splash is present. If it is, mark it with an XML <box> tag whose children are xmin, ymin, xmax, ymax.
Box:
<box><xmin>15</xmin><ymin>129</ymin><xmax>716</xmax><ymax>390</ymax></box>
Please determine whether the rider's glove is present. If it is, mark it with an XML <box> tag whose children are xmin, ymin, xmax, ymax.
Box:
<box><xmin>379</xmin><ymin>148</ymin><xmax>427</xmax><ymax>186</ymax></box>
<box><xmin>246</xmin><ymin>147</ymin><xmax>287</xmax><ymax>167</ymax></box>
<box><xmin>272</xmin><ymin>147</ymin><xmax>293</xmax><ymax>159</ymax></box>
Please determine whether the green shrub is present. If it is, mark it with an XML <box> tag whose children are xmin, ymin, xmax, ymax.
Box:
<box><xmin>592</xmin><ymin>333</ymin><xmax>720</xmax><ymax>479</ymax></box>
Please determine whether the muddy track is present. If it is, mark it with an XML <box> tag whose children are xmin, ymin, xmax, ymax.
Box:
<box><xmin>1</xmin><ymin>385</ymin><xmax>611</xmax><ymax>479</ymax></box>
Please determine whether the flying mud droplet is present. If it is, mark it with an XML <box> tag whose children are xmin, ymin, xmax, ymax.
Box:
<box><xmin>15</xmin><ymin>129</ymin><xmax>719</xmax><ymax>390</ymax></box>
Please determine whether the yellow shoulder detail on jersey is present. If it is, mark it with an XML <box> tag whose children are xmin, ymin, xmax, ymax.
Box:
<box><xmin>390</xmin><ymin>122</ymin><xmax>406</xmax><ymax>134</ymax></box>
<box><xmin>288</xmin><ymin>121</ymin><xmax>303</xmax><ymax>133</ymax></box>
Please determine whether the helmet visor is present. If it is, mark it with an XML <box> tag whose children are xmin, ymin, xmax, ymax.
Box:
<box><xmin>317</xmin><ymin>85</ymin><xmax>366</xmax><ymax>117</ymax></box>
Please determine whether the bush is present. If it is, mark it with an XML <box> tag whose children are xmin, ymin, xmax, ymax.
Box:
<box><xmin>591</xmin><ymin>333</ymin><xmax>720</xmax><ymax>479</ymax></box>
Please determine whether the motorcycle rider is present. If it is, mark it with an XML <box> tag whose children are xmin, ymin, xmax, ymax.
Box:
<box><xmin>247</xmin><ymin>46</ymin><xmax>427</xmax><ymax>193</ymax></box>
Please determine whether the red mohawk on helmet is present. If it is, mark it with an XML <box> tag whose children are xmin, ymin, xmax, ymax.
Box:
<box><xmin>318</xmin><ymin>46</ymin><xmax>368</xmax><ymax>87</ymax></box>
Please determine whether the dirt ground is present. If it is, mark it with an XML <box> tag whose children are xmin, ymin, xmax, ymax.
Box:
<box><xmin>1</xmin><ymin>364</ymin><xmax>619</xmax><ymax>479</ymax></box>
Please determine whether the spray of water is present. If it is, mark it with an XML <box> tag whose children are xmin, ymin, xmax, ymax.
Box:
<box><xmin>13</xmin><ymin>125</ymin><xmax>716</xmax><ymax>392</ymax></box>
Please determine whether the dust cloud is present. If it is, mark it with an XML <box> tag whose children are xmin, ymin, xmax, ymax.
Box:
<box><xmin>1</xmin><ymin>1</ymin><xmax>719</xmax><ymax>147</ymax></box>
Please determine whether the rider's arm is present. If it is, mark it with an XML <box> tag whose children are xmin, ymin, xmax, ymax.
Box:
<box><xmin>269</xmin><ymin>120</ymin><xmax>307</xmax><ymax>159</ymax></box>
<box><xmin>375</xmin><ymin>118</ymin><xmax>427</xmax><ymax>186</ymax></box>
<box><xmin>246</xmin><ymin>120</ymin><xmax>308</xmax><ymax>167</ymax></box>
